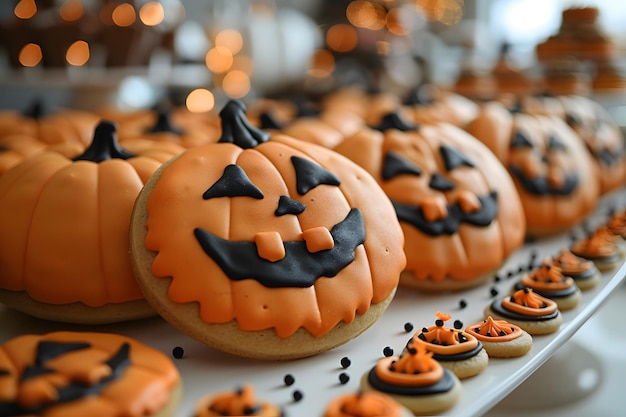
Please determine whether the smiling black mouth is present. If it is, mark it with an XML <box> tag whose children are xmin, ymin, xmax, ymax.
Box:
<box><xmin>508</xmin><ymin>166</ymin><xmax>579</xmax><ymax>196</ymax></box>
<box><xmin>391</xmin><ymin>191</ymin><xmax>498</xmax><ymax>236</ymax></box>
<box><xmin>194</xmin><ymin>208</ymin><xmax>366</xmax><ymax>288</ymax></box>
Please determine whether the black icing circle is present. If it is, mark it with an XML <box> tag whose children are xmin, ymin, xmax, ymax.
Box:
<box><xmin>513</xmin><ymin>281</ymin><xmax>579</xmax><ymax>299</ymax></box>
<box><xmin>431</xmin><ymin>341</ymin><xmax>484</xmax><ymax>362</ymax></box>
<box><xmin>367</xmin><ymin>367</ymin><xmax>456</xmax><ymax>396</ymax></box>
<box><xmin>490</xmin><ymin>299</ymin><xmax>559</xmax><ymax>322</ymax></box>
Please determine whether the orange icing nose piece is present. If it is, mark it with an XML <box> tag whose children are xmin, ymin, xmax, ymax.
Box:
<box><xmin>254</xmin><ymin>231</ymin><xmax>286</xmax><ymax>262</ymax></box>
<box><xmin>421</xmin><ymin>196</ymin><xmax>448</xmax><ymax>222</ymax></box>
<box><xmin>457</xmin><ymin>190</ymin><xmax>481</xmax><ymax>213</ymax></box>
<box><xmin>302</xmin><ymin>226</ymin><xmax>334</xmax><ymax>253</ymax></box>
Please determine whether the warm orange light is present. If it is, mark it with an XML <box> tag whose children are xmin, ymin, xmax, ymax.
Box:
<box><xmin>326</xmin><ymin>24</ymin><xmax>358</xmax><ymax>53</ymax></box>
<box><xmin>205</xmin><ymin>46</ymin><xmax>234</xmax><ymax>74</ymax></box>
<box><xmin>139</xmin><ymin>1</ymin><xmax>164</xmax><ymax>27</ymax></box>
<box><xmin>18</xmin><ymin>43</ymin><xmax>42</xmax><ymax>67</ymax></box>
<box><xmin>222</xmin><ymin>70</ymin><xmax>251</xmax><ymax>98</ymax></box>
<box><xmin>232</xmin><ymin>54</ymin><xmax>254</xmax><ymax>75</ymax></box>
<box><xmin>215</xmin><ymin>29</ymin><xmax>243</xmax><ymax>55</ymax></box>
<box><xmin>346</xmin><ymin>0</ymin><xmax>386</xmax><ymax>30</ymax></box>
<box><xmin>59</xmin><ymin>0</ymin><xmax>83</xmax><ymax>22</ymax></box>
<box><xmin>186</xmin><ymin>89</ymin><xmax>215</xmax><ymax>113</ymax></box>
<box><xmin>415</xmin><ymin>0</ymin><xmax>464</xmax><ymax>25</ymax></box>
<box><xmin>386</xmin><ymin>7</ymin><xmax>409</xmax><ymax>36</ymax></box>
<box><xmin>14</xmin><ymin>0</ymin><xmax>37</xmax><ymax>19</ymax></box>
<box><xmin>307</xmin><ymin>49</ymin><xmax>335</xmax><ymax>78</ymax></box>
<box><xmin>66</xmin><ymin>40</ymin><xmax>90</xmax><ymax>66</ymax></box>
<box><xmin>112</xmin><ymin>3</ymin><xmax>136</xmax><ymax>27</ymax></box>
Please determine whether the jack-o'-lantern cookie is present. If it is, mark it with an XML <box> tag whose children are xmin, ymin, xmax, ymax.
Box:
<box><xmin>0</xmin><ymin>121</ymin><xmax>183</xmax><ymax>324</ymax></box>
<box><xmin>334</xmin><ymin>113</ymin><xmax>525</xmax><ymax>291</ymax></box>
<box><xmin>0</xmin><ymin>331</ymin><xmax>181</xmax><ymax>417</ymax></box>
<box><xmin>551</xmin><ymin>248</ymin><xmax>601</xmax><ymax>290</ymax></box>
<box><xmin>360</xmin><ymin>339</ymin><xmax>462</xmax><ymax>416</ymax></box>
<box><xmin>130</xmin><ymin>100</ymin><xmax>406</xmax><ymax>360</ymax></box>
<box><xmin>571</xmin><ymin>226</ymin><xmax>623</xmax><ymax>271</ymax></box>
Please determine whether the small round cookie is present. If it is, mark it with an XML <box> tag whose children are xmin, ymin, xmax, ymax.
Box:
<box><xmin>486</xmin><ymin>288</ymin><xmax>563</xmax><ymax>335</ymax></box>
<box><xmin>0</xmin><ymin>331</ymin><xmax>181</xmax><ymax>417</ymax></box>
<box><xmin>551</xmin><ymin>248</ymin><xmax>601</xmax><ymax>291</ymax></box>
<box><xmin>571</xmin><ymin>226</ymin><xmax>623</xmax><ymax>271</ymax></box>
<box><xmin>361</xmin><ymin>340</ymin><xmax>462</xmax><ymax>416</ymax></box>
<box><xmin>129</xmin><ymin>100</ymin><xmax>405</xmax><ymax>360</ymax></box>
<box><xmin>193</xmin><ymin>385</ymin><xmax>283</xmax><ymax>417</ymax></box>
<box><xmin>465</xmin><ymin>316</ymin><xmax>532</xmax><ymax>358</ymax></box>
<box><xmin>322</xmin><ymin>391</ymin><xmax>413</xmax><ymax>417</ymax></box>
<box><xmin>409</xmin><ymin>312</ymin><xmax>488</xmax><ymax>379</ymax></box>
<box><xmin>512</xmin><ymin>261</ymin><xmax>582</xmax><ymax>310</ymax></box>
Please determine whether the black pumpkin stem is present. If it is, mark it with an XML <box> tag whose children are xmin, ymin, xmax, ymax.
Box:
<box><xmin>403</xmin><ymin>83</ymin><xmax>435</xmax><ymax>106</ymax></box>
<box><xmin>74</xmin><ymin>121</ymin><xmax>135</xmax><ymax>162</ymax></box>
<box><xmin>147</xmin><ymin>110</ymin><xmax>183</xmax><ymax>135</ymax></box>
<box><xmin>218</xmin><ymin>100</ymin><xmax>270</xmax><ymax>149</ymax></box>
<box><xmin>371</xmin><ymin>111</ymin><xmax>418</xmax><ymax>132</ymax></box>
<box><xmin>23</xmin><ymin>99</ymin><xmax>44</xmax><ymax>119</ymax></box>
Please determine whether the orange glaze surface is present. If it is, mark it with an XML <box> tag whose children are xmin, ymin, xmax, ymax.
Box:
<box><xmin>194</xmin><ymin>385</ymin><xmax>280</xmax><ymax>417</ymax></box>
<box><xmin>411</xmin><ymin>312</ymin><xmax>479</xmax><ymax>355</ymax></box>
<box><xmin>502</xmin><ymin>288</ymin><xmax>558</xmax><ymax>317</ymax></box>
<box><xmin>374</xmin><ymin>340</ymin><xmax>444</xmax><ymax>387</ymax></box>
<box><xmin>0</xmin><ymin>331</ymin><xmax>180</xmax><ymax>416</ymax></box>
<box><xmin>144</xmin><ymin>134</ymin><xmax>405</xmax><ymax>338</ymax></box>
<box><xmin>520</xmin><ymin>262</ymin><xmax>575</xmax><ymax>291</ymax></box>
<box><xmin>465</xmin><ymin>316</ymin><xmax>521</xmax><ymax>342</ymax></box>
<box><xmin>552</xmin><ymin>248</ymin><xmax>597</xmax><ymax>276</ymax></box>
<box><xmin>323</xmin><ymin>391</ymin><xmax>406</xmax><ymax>417</ymax></box>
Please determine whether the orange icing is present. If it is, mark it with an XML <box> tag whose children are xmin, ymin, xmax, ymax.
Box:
<box><xmin>520</xmin><ymin>261</ymin><xmax>574</xmax><ymax>291</ymax></box>
<box><xmin>0</xmin><ymin>331</ymin><xmax>180</xmax><ymax>416</ymax></box>
<box><xmin>502</xmin><ymin>288</ymin><xmax>558</xmax><ymax>317</ymax></box>
<box><xmin>375</xmin><ymin>340</ymin><xmax>444</xmax><ymax>387</ymax></box>
<box><xmin>144</xmin><ymin>134</ymin><xmax>405</xmax><ymax>338</ymax></box>
<box><xmin>465</xmin><ymin>316</ymin><xmax>522</xmax><ymax>342</ymax></box>
<box><xmin>571</xmin><ymin>226</ymin><xmax>620</xmax><ymax>258</ymax></box>
<box><xmin>324</xmin><ymin>391</ymin><xmax>406</xmax><ymax>417</ymax></box>
<box><xmin>195</xmin><ymin>385</ymin><xmax>279</xmax><ymax>417</ymax></box>
<box><xmin>411</xmin><ymin>312</ymin><xmax>479</xmax><ymax>355</ymax></box>
<box><xmin>607</xmin><ymin>210</ymin><xmax>626</xmax><ymax>238</ymax></box>
<box><xmin>552</xmin><ymin>248</ymin><xmax>596</xmax><ymax>276</ymax></box>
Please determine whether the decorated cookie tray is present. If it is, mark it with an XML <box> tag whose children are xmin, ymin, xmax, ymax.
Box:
<box><xmin>1</xmin><ymin>188</ymin><xmax>626</xmax><ymax>417</ymax></box>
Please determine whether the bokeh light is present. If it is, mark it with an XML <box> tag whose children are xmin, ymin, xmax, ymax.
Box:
<box><xmin>112</xmin><ymin>3</ymin><xmax>136</xmax><ymax>27</ymax></box>
<box><xmin>307</xmin><ymin>49</ymin><xmax>335</xmax><ymax>78</ymax></box>
<box><xmin>346</xmin><ymin>0</ymin><xmax>386</xmax><ymax>30</ymax></box>
<box><xmin>139</xmin><ymin>1</ymin><xmax>164</xmax><ymax>26</ymax></box>
<box><xmin>186</xmin><ymin>89</ymin><xmax>215</xmax><ymax>113</ymax></box>
<box><xmin>215</xmin><ymin>29</ymin><xmax>244</xmax><ymax>55</ymax></box>
<box><xmin>205</xmin><ymin>46</ymin><xmax>234</xmax><ymax>74</ymax></box>
<box><xmin>222</xmin><ymin>70</ymin><xmax>251</xmax><ymax>98</ymax></box>
<box><xmin>66</xmin><ymin>40</ymin><xmax>90</xmax><ymax>66</ymax></box>
<box><xmin>59</xmin><ymin>0</ymin><xmax>83</xmax><ymax>23</ymax></box>
<box><xmin>326</xmin><ymin>24</ymin><xmax>358</xmax><ymax>53</ymax></box>
<box><xmin>18</xmin><ymin>43</ymin><xmax>42</xmax><ymax>67</ymax></box>
<box><xmin>14</xmin><ymin>0</ymin><xmax>37</xmax><ymax>20</ymax></box>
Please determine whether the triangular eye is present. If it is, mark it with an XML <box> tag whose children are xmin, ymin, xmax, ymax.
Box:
<box><xmin>382</xmin><ymin>152</ymin><xmax>422</xmax><ymax>180</ymax></box>
<box><xmin>203</xmin><ymin>164</ymin><xmax>264</xmax><ymax>200</ymax></box>
<box><xmin>440</xmin><ymin>145</ymin><xmax>475</xmax><ymax>171</ymax></box>
<box><xmin>547</xmin><ymin>135</ymin><xmax>566</xmax><ymax>150</ymax></box>
<box><xmin>275</xmin><ymin>195</ymin><xmax>306</xmax><ymax>216</ymax></box>
<box><xmin>510</xmin><ymin>131</ymin><xmax>533</xmax><ymax>149</ymax></box>
<box><xmin>429</xmin><ymin>173</ymin><xmax>455</xmax><ymax>191</ymax></box>
<box><xmin>291</xmin><ymin>156</ymin><xmax>340</xmax><ymax>195</ymax></box>
<box><xmin>35</xmin><ymin>341</ymin><xmax>91</xmax><ymax>364</ymax></box>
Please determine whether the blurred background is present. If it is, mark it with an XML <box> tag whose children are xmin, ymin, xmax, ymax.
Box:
<box><xmin>1</xmin><ymin>0</ymin><xmax>626</xmax><ymax>121</ymax></box>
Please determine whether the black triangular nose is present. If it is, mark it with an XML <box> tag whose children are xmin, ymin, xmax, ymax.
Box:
<box><xmin>429</xmin><ymin>173</ymin><xmax>455</xmax><ymax>191</ymax></box>
<box><xmin>275</xmin><ymin>195</ymin><xmax>306</xmax><ymax>216</ymax></box>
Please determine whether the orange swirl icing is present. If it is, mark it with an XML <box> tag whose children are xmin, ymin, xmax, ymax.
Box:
<box><xmin>520</xmin><ymin>261</ymin><xmax>574</xmax><ymax>291</ymax></box>
<box><xmin>324</xmin><ymin>391</ymin><xmax>406</xmax><ymax>417</ymax></box>
<box><xmin>412</xmin><ymin>312</ymin><xmax>479</xmax><ymax>355</ymax></box>
<box><xmin>552</xmin><ymin>248</ymin><xmax>596</xmax><ymax>276</ymax></box>
<box><xmin>571</xmin><ymin>226</ymin><xmax>620</xmax><ymax>258</ymax></box>
<box><xmin>375</xmin><ymin>340</ymin><xmax>444</xmax><ymax>387</ymax></box>
<box><xmin>502</xmin><ymin>288</ymin><xmax>558</xmax><ymax>317</ymax></box>
<box><xmin>607</xmin><ymin>210</ymin><xmax>626</xmax><ymax>238</ymax></box>
<box><xmin>465</xmin><ymin>316</ymin><xmax>522</xmax><ymax>342</ymax></box>
<box><xmin>195</xmin><ymin>385</ymin><xmax>280</xmax><ymax>417</ymax></box>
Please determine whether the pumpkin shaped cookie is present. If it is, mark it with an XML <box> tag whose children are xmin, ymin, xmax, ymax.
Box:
<box><xmin>129</xmin><ymin>100</ymin><xmax>405</xmax><ymax>360</ymax></box>
<box><xmin>466</xmin><ymin>101</ymin><xmax>600</xmax><ymax>236</ymax></box>
<box><xmin>0</xmin><ymin>121</ymin><xmax>183</xmax><ymax>324</ymax></box>
<box><xmin>0</xmin><ymin>331</ymin><xmax>181</xmax><ymax>417</ymax></box>
<box><xmin>334</xmin><ymin>113</ymin><xmax>526</xmax><ymax>291</ymax></box>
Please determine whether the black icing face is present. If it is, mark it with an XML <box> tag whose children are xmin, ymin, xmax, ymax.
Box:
<box><xmin>194</xmin><ymin>155</ymin><xmax>366</xmax><ymax>288</ymax></box>
<box><xmin>508</xmin><ymin>130</ymin><xmax>579</xmax><ymax>196</ymax></box>
<box><xmin>0</xmin><ymin>341</ymin><xmax>131</xmax><ymax>415</ymax></box>
<box><xmin>382</xmin><ymin>145</ymin><xmax>498</xmax><ymax>236</ymax></box>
